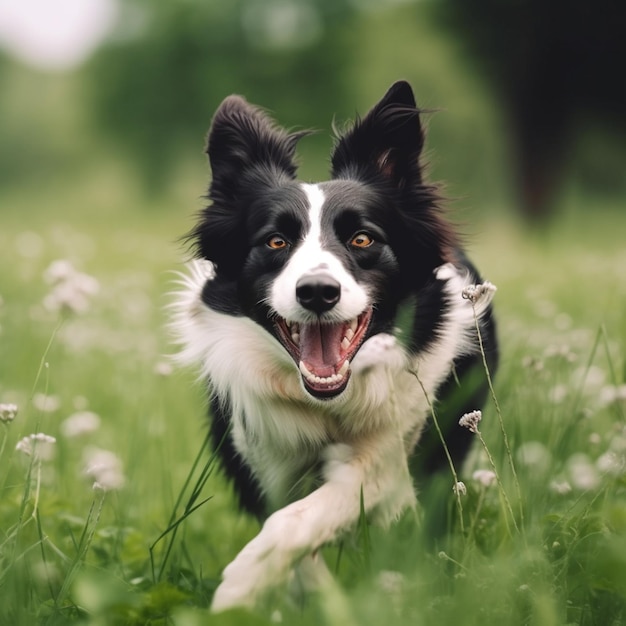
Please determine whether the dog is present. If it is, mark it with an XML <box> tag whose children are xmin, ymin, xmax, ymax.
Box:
<box><xmin>171</xmin><ymin>81</ymin><xmax>498</xmax><ymax>612</ymax></box>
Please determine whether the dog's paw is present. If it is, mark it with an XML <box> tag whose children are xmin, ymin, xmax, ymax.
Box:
<box><xmin>211</xmin><ymin>535</ymin><xmax>276</xmax><ymax>612</ymax></box>
<box><xmin>211</xmin><ymin>512</ymin><xmax>302</xmax><ymax>612</ymax></box>
<box><xmin>352</xmin><ymin>333</ymin><xmax>399</xmax><ymax>372</ymax></box>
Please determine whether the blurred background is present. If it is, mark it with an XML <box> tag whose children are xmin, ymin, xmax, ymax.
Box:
<box><xmin>1</xmin><ymin>0</ymin><xmax>625</xmax><ymax>229</ymax></box>
<box><xmin>1</xmin><ymin>4</ymin><xmax>625</xmax><ymax>619</ymax></box>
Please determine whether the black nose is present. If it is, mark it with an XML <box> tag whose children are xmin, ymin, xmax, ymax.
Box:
<box><xmin>296</xmin><ymin>274</ymin><xmax>341</xmax><ymax>314</ymax></box>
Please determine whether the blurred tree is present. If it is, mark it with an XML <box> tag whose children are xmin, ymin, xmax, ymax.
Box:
<box><xmin>83</xmin><ymin>0</ymin><xmax>356</xmax><ymax>192</ymax></box>
<box><xmin>434</xmin><ymin>0</ymin><xmax>626</xmax><ymax>221</ymax></box>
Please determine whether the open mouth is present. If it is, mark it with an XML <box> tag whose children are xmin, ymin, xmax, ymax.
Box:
<box><xmin>275</xmin><ymin>308</ymin><xmax>373</xmax><ymax>399</ymax></box>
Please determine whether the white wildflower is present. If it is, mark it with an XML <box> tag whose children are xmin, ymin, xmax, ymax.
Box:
<box><xmin>599</xmin><ymin>384</ymin><xmax>626</xmax><ymax>407</ymax></box>
<box><xmin>596</xmin><ymin>451</ymin><xmax>624</xmax><ymax>477</ymax></box>
<box><xmin>459</xmin><ymin>410</ymin><xmax>482</xmax><ymax>434</ymax></box>
<box><xmin>588</xmin><ymin>432</ymin><xmax>601</xmax><ymax>445</ymax></box>
<box><xmin>549</xmin><ymin>479</ymin><xmax>572</xmax><ymax>495</ymax></box>
<box><xmin>566</xmin><ymin>453</ymin><xmax>600</xmax><ymax>491</ymax></box>
<box><xmin>83</xmin><ymin>447</ymin><xmax>125</xmax><ymax>491</ymax></box>
<box><xmin>548</xmin><ymin>384</ymin><xmax>568</xmax><ymax>405</ymax></box>
<box><xmin>472</xmin><ymin>469</ymin><xmax>497</xmax><ymax>487</ymax></box>
<box><xmin>44</xmin><ymin>259</ymin><xmax>77</xmax><ymax>284</ymax></box>
<box><xmin>0</xmin><ymin>403</ymin><xmax>18</xmax><ymax>423</ymax></box>
<box><xmin>516</xmin><ymin>441</ymin><xmax>552</xmax><ymax>474</ymax></box>
<box><xmin>33</xmin><ymin>393</ymin><xmax>61</xmax><ymax>413</ymax></box>
<box><xmin>15</xmin><ymin>433</ymin><xmax>56</xmax><ymax>460</ymax></box>
<box><xmin>377</xmin><ymin>570</ymin><xmax>405</xmax><ymax>595</ymax></box>
<box><xmin>43</xmin><ymin>259</ymin><xmax>99</xmax><ymax>315</ymax></box>
<box><xmin>461</xmin><ymin>281</ymin><xmax>497</xmax><ymax>304</ymax></box>
<box><xmin>453</xmin><ymin>481</ymin><xmax>467</xmax><ymax>496</ymax></box>
<box><xmin>153</xmin><ymin>361</ymin><xmax>173</xmax><ymax>377</ymax></box>
<box><xmin>61</xmin><ymin>411</ymin><xmax>101</xmax><ymax>438</ymax></box>
<box><xmin>573</xmin><ymin>365</ymin><xmax>605</xmax><ymax>390</ymax></box>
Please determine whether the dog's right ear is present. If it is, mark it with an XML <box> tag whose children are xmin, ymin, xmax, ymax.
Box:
<box><xmin>191</xmin><ymin>96</ymin><xmax>307</xmax><ymax>279</ymax></box>
<box><xmin>207</xmin><ymin>95</ymin><xmax>306</xmax><ymax>203</ymax></box>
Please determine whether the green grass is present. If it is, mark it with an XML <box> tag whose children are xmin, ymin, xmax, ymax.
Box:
<box><xmin>0</xmin><ymin>176</ymin><xmax>625</xmax><ymax>625</ymax></box>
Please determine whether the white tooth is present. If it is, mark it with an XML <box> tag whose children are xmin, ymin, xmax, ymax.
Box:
<box><xmin>345</xmin><ymin>328</ymin><xmax>354</xmax><ymax>341</ymax></box>
<box><xmin>349</xmin><ymin>319</ymin><xmax>358</xmax><ymax>334</ymax></box>
<box><xmin>299</xmin><ymin>361</ymin><xmax>314</xmax><ymax>381</ymax></box>
<box><xmin>301</xmin><ymin>361</ymin><xmax>348</xmax><ymax>387</ymax></box>
<box><xmin>341</xmin><ymin>337</ymin><xmax>350</xmax><ymax>350</ymax></box>
<box><xmin>291</xmin><ymin>332</ymin><xmax>300</xmax><ymax>343</ymax></box>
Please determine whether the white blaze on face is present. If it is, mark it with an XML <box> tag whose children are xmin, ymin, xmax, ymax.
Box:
<box><xmin>270</xmin><ymin>184</ymin><xmax>369</xmax><ymax>323</ymax></box>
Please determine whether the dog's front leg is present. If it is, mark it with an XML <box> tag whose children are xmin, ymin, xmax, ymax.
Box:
<box><xmin>211</xmin><ymin>439</ymin><xmax>416</xmax><ymax>612</ymax></box>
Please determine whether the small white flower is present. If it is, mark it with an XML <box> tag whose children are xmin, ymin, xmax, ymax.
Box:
<box><xmin>453</xmin><ymin>481</ymin><xmax>467</xmax><ymax>496</ymax></box>
<box><xmin>459</xmin><ymin>410</ymin><xmax>482</xmax><ymax>434</ymax></box>
<box><xmin>516</xmin><ymin>441</ymin><xmax>552</xmax><ymax>474</ymax></box>
<box><xmin>472</xmin><ymin>469</ymin><xmax>497</xmax><ymax>487</ymax></box>
<box><xmin>549</xmin><ymin>480</ymin><xmax>572</xmax><ymax>495</ymax></box>
<box><xmin>33</xmin><ymin>393</ymin><xmax>61</xmax><ymax>413</ymax></box>
<box><xmin>153</xmin><ymin>361</ymin><xmax>173</xmax><ymax>377</ymax></box>
<box><xmin>0</xmin><ymin>403</ymin><xmax>18</xmax><ymax>423</ymax></box>
<box><xmin>566</xmin><ymin>453</ymin><xmax>600</xmax><ymax>491</ymax></box>
<box><xmin>599</xmin><ymin>384</ymin><xmax>626</xmax><ymax>407</ymax></box>
<box><xmin>43</xmin><ymin>260</ymin><xmax>99</xmax><ymax>315</ymax></box>
<box><xmin>548</xmin><ymin>384</ymin><xmax>568</xmax><ymax>405</ymax></box>
<box><xmin>377</xmin><ymin>570</ymin><xmax>405</xmax><ymax>595</ymax></box>
<box><xmin>596</xmin><ymin>451</ymin><xmax>624</xmax><ymax>477</ymax></box>
<box><xmin>461</xmin><ymin>281</ymin><xmax>497</xmax><ymax>305</ymax></box>
<box><xmin>44</xmin><ymin>260</ymin><xmax>77</xmax><ymax>285</ymax></box>
<box><xmin>83</xmin><ymin>447</ymin><xmax>125</xmax><ymax>491</ymax></box>
<box><xmin>61</xmin><ymin>411</ymin><xmax>101</xmax><ymax>438</ymax></box>
<box><xmin>15</xmin><ymin>433</ymin><xmax>57</xmax><ymax>460</ymax></box>
<box><xmin>588</xmin><ymin>433</ymin><xmax>602</xmax><ymax>445</ymax></box>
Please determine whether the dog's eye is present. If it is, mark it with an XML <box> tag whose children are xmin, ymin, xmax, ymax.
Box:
<box><xmin>350</xmin><ymin>233</ymin><xmax>373</xmax><ymax>248</ymax></box>
<box><xmin>267</xmin><ymin>235</ymin><xmax>289</xmax><ymax>250</ymax></box>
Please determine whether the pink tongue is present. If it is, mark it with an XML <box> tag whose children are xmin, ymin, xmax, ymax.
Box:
<box><xmin>299</xmin><ymin>322</ymin><xmax>344</xmax><ymax>378</ymax></box>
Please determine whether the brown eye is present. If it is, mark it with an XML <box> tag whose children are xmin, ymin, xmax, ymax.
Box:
<box><xmin>350</xmin><ymin>232</ymin><xmax>373</xmax><ymax>248</ymax></box>
<box><xmin>267</xmin><ymin>235</ymin><xmax>288</xmax><ymax>250</ymax></box>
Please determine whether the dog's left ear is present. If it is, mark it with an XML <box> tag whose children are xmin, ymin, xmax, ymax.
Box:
<box><xmin>331</xmin><ymin>81</ymin><xmax>425</xmax><ymax>187</ymax></box>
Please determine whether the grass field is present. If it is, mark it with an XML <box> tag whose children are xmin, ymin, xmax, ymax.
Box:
<box><xmin>1</xmin><ymin>175</ymin><xmax>625</xmax><ymax>625</ymax></box>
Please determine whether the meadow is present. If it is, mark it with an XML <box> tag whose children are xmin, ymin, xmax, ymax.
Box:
<box><xmin>1</xmin><ymin>169</ymin><xmax>625</xmax><ymax>625</ymax></box>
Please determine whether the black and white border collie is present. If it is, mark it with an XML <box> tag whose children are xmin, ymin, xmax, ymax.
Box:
<box><xmin>172</xmin><ymin>81</ymin><xmax>498</xmax><ymax>612</ymax></box>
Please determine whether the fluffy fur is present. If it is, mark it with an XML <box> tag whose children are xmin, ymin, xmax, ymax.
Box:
<box><xmin>171</xmin><ymin>81</ymin><xmax>498</xmax><ymax>612</ymax></box>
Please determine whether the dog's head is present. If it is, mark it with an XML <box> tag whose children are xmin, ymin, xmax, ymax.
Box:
<box><xmin>190</xmin><ymin>81</ymin><xmax>455</xmax><ymax>400</ymax></box>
